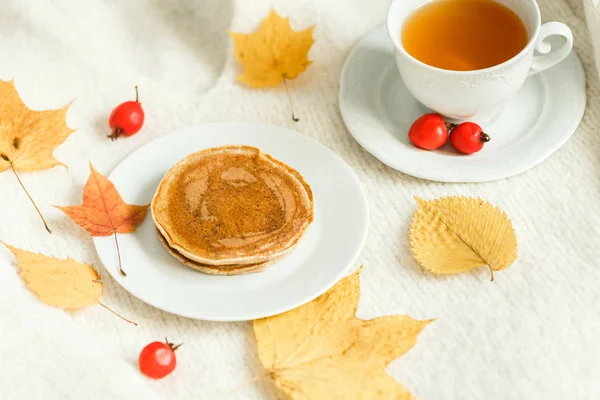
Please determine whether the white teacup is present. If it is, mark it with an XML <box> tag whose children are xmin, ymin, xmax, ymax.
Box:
<box><xmin>387</xmin><ymin>0</ymin><xmax>574</xmax><ymax>120</ymax></box>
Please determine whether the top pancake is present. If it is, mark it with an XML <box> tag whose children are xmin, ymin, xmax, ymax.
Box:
<box><xmin>152</xmin><ymin>145</ymin><xmax>313</xmax><ymax>265</ymax></box>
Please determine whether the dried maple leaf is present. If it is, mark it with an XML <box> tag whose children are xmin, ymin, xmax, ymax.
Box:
<box><xmin>229</xmin><ymin>9</ymin><xmax>314</xmax><ymax>88</ymax></box>
<box><xmin>0</xmin><ymin>79</ymin><xmax>75</xmax><ymax>233</ymax></box>
<box><xmin>228</xmin><ymin>9</ymin><xmax>314</xmax><ymax>121</ymax></box>
<box><xmin>2</xmin><ymin>242</ymin><xmax>136</xmax><ymax>324</ymax></box>
<box><xmin>55</xmin><ymin>164</ymin><xmax>149</xmax><ymax>276</ymax></box>
<box><xmin>253</xmin><ymin>268</ymin><xmax>431</xmax><ymax>399</ymax></box>
<box><xmin>410</xmin><ymin>196</ymin><xmax>518</xmax><ymax>280</ymax></box>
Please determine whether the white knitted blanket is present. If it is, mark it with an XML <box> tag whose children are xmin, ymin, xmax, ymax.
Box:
<box><xmin>0</xmin><ymin>0</ymin><xmax>599</xmax><ymax>399</ymax></box>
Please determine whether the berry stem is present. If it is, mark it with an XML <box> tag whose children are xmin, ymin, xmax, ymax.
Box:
<box><xmin>445</xmin><ymin>122</ymin><xmax>457</xmax><ymax>133</ymax></box>
<box><xmin>99</xmin><ymin>302</ymin><xmax>138</xmax><ymax>326</ymax></box>
<box><xmin>480</xmin><ymin>132</ymin><xmax>491</xmax><ymax>143</ymax></box>
<box><xmin>283</xmin><ymin>78</ymin><xmax>299</xmax><ymax>122</ymax></box>
<box><xmin>488</xmin><ymin>265</ymin><xmax>495</xmax><ymax>282</ymax></box>
<box><xmin>165</xmin><ymin>338</ymin><xmax>183</xmax><ymax>351</ymax></box>
<box><xmin>114</xmin><ymin>232</ymin><xmax>126</xmax><ymax>276</ymax></box>
<box><xmin>108</xmin><ymin>128</ymin><xmax>123</xmax><ymax>141</ymax></box>
<box><xmin>6</xmin><ymin>159</ymin><xmax>52</xmax><ymax>234</ymax></box>
<box><xmin>134</xmin><ymin>85</ymin><xmax>139</xmax><ymax>102</ymax></box>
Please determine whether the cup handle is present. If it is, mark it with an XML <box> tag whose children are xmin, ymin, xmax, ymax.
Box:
<box><xmin>529</xmin><ymin>22</ymin><xmax>574</xmax><ymax>76</ymax></box>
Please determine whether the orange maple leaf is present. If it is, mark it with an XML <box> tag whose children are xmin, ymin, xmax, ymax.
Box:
<box><xmin>55</xmin><ymin>164</ymin><xmax>149</xmax><ymax>276</ymax></box>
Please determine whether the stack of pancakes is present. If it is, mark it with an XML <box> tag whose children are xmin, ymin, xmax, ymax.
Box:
<box><xmin>151</xmin><ymin>145</ymin><xmax>314</xmax><ymax>275</ymax></box>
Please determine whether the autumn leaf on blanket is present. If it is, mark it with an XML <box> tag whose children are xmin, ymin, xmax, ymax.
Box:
<box><xmin>0</xmin><ymin>79</ymin><xmax>75</xmax><ymax>233</ymax></box>
<box><xmin>410</xmin><ymin>196</ymin><xmax>518</xmax><ymax>280</ymax></box>
<box><xmin>2</xmin><ymin>242</ymin><xmax>136</xmax><ymax>325</ymax></box>
<box><xmin>253</xmin><ymin>268</ymin><xmax>431</xmax><ymax>400</ymax></box>
<box><xmin>228</xmin><ymin>9</ymin><xmax>314</xmax><ymax>88</ymax></box>
<box><xmin>55</xmin><ymin>164</ymin><xmax>149</xmax><ymax>276</ymax></box>
<box><xmin>228</xmin><ymin>9</ymin><xmax>314</xmax><ymax>121</ymax></box>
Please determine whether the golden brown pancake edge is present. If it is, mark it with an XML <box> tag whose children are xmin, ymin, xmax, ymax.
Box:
<box><xmin>155</xmin><ymin>228</ymin><xmax>282</xmax><ymax>275</ymax></box>
<box><xmin>151</xmin><ymin>145</ymin><xmax>313</xmax><ymax>266</ymax></box>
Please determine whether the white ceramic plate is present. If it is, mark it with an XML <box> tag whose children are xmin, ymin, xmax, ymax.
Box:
<box><xmin>93</xmin><ymin>122</ymin><xmax>368</xmax><ymax>321</ymax></box>
<box><xmin>340</xmin><ymin>26</ymin><xmax>586</xmax><ymax>183</ymax></box>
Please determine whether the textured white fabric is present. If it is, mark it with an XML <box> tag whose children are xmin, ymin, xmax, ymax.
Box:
<box><xmin>0</xmin><ymin>0</ymin><xmax>599</xmax><ymax>399</ymax></box>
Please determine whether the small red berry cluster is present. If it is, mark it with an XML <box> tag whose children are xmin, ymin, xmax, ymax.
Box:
<box><xmin>408</xmin><ymin>113</ymin><xmax>491</xmax><ymax>154</ymax></box>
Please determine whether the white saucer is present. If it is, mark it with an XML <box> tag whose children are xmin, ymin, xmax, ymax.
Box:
<box><xmin>340</xmin><ymin>26</ymin><xmax>586</xmax><ymax>183</ymax></box>
<box><xmin>93</xmin><ymin>122</ymin><xmax>368</xmax><ymax>321</ymax></box>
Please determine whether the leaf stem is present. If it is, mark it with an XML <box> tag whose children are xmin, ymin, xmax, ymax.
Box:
<box><xmin>8</xmin><ymin>161</ymin><xmax>52</xmax><ymax>234</ymax></box>
<box><xmin>283</xmin><ymin>78</ymin><xmax>299</xmax><ymax>122</ymax></box>
<box><xmin>99</xmin><ymin>302</ymin><xmax>138</xmax><ymax>326</ymax></box>
<box><xmin>114</xmin><ymin>232</ymin><xmax>126</xmax><ymax>276</ymax></box>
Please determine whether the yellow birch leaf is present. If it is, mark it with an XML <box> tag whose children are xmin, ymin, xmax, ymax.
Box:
<box><xmin>3</xmin><ymin>243</ymin><xmax>102</xmax><ymax>309</ymax></box>
<box><xmin>0</xmin><ymin>79</ymin><xmax>75</xmax><ymax>173</ymax></box>
<box><xmin>228</xmin><ymin>9</ymin><xmax>315</xmax><ymax>88</ymax></box>
<box><xmin>253</xmin><ymin>268</ymin><xmax>432</xmax><ymax>399</ymax></box>
<box><xmin>409</xmin><ymin>196</ymin><xmax>518</xmax><ymax>278</ymax></box>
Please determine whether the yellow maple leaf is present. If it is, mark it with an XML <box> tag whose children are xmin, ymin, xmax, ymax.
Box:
<box><xmin>0</xmin><ymin>79</ymin><xmax>75</xmax><ymax>233</ymax></box>
<box><xmin>228</xmin><ymin>9</ymin><xmax>315</xmax><ymax>88</ymax></box>
<box><xmin>0</xmin><ymin>80</ymin><xmax>74</xmax><ymax>172</ymax></box>
<box><xmin>2</xmin><ymin>243</ymin><xmax>136</xmax><ymax>324</ymax></box>
<box><xmin>409</xmin><ymin>196</ymin><xmax>518</xmax><ymax>280</ymax></box>
<box><xmin>253</xmin><ymin>268</ymin><xmax>431</xmax><ymax>399</ymax></box>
